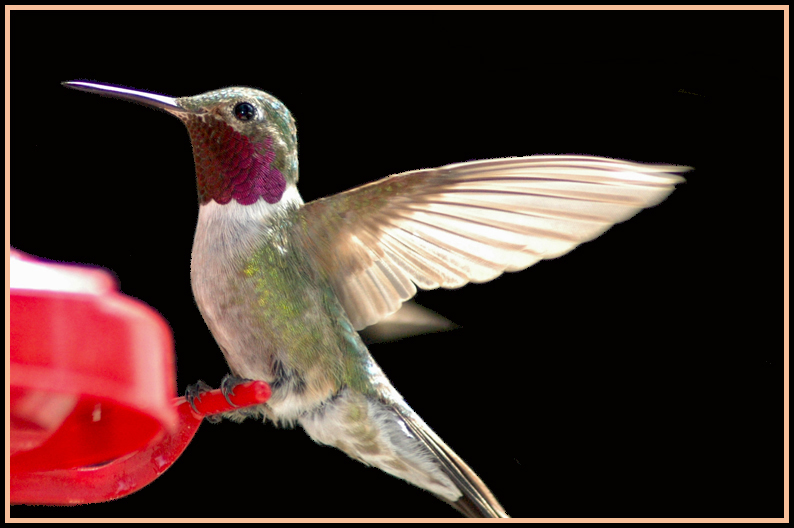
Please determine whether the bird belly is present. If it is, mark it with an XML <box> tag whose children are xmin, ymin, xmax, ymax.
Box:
<box><xmin>190</xmin><ymin>200</ymin><xmax>361</xmax><ymax>423</ymax></box>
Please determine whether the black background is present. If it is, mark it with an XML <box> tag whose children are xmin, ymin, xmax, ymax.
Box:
<box><xmin>10</xmin><ymin>8</ymin><xmax>781</xmax><ymax>519</ymax></box>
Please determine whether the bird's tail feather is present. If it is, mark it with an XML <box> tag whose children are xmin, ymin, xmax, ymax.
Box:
<box><xmin>393</xmin><ymin>406</ymin><xmax>509</xmax><ymax>518</ymax></box>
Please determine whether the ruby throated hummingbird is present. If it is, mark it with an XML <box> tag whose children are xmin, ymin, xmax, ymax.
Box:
<box><xmin>63</xmin><ymin>81</ymin><xmax>687</xmax><ymax>517</ymax></box>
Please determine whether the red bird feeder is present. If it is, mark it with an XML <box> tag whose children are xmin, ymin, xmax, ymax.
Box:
<box><xmin>10</xmin><ymin>249</ymin><xmax>271</xmax><ymax>505</ymax></box>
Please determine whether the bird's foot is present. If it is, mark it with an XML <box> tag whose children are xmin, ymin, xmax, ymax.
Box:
<box><xmin>220</xmin><ymin>374</ymin><xmax>255</xmax><ymax>407</ymax></box>
<box><xmin>185</xmin><ymin>379</ymin><xmax>213</xmax><ymax>414</ymax></box>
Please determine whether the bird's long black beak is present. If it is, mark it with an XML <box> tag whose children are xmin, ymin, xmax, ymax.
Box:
<box><xmin>62</xmin><ymin>81</ymin><xmax>191</xmax><ymax>116</ymax></box>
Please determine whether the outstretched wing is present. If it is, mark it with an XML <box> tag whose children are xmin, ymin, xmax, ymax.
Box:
<box><xmin>299</xmin><ymin>155</ymin><xmax>687</xmax><ymax>330</ymax></box>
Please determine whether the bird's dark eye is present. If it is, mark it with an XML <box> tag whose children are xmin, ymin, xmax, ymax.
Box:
<box><xmin>233</xmin><ymin>102</ymin><xmax>256</xmax><ymax>121</ymax></box>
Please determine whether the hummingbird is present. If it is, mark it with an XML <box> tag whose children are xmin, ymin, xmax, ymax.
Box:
<box><xmin>63</xmin><ymin>81</ymin><xmax>687</xmax><ymax>518</ymax></box>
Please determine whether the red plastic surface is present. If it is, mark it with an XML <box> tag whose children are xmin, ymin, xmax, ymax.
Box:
<box><xmin>9</xmin><ymin>249</ymin><xmax>271</xmax><ymax>505</ymax></box>
<box><xmin>11</xmin><ymin>381</ymin><xmax>271</xmax><ymax>505</ymax></box>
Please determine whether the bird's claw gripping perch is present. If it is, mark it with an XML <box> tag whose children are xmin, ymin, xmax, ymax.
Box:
<box><xmin>220</xmin><ymin>374</ymin><xmax>255</xmax><ymax>407</ymax></box>
<box><xmin>183</xmin><ymin>379</ymin><xmax>271</xmax><ymax>423</ymax></box>
<box><xmin>185</xmin><ymin>379</ymin><xmax>214</xmax><ymax>414</ymax></box>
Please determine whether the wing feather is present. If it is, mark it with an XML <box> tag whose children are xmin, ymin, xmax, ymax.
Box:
<box><xmin>299</xmin><ymin>155</ymin><xmax>687</xmax><ymax>330</ymax></box>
